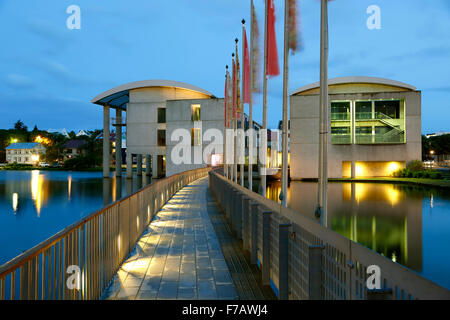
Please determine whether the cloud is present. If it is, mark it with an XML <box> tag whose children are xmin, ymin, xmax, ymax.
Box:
<box><xmin>26</xmin><ymin>19</ymin><xmax>73</xmax><ymax>46</ymax></box>
<box><xmin>3</xmin><ymin>74</ymin><xmax>35</xmax><ymax>89</ymax></box>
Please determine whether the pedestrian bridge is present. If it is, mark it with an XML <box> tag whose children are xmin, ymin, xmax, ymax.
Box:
<box><xmin>0</xmin><ymin>168</ymin><xmax>449</xmax><ymax>300</ymax></box>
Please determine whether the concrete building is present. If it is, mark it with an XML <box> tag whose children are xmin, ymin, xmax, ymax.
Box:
<box><xmin>92</xmin><ymin>80</ymin><xmax>224</xmax><ymax>178</ymax></box>
<box><xmin>5</xmin><ymin>143</ymin><xmax>46</xmax><ymax>165</ymax></box>
<box><xmin>290</xmin><ymin>76</ymin><xmax>421</xmax><ymax>179</ymax></box>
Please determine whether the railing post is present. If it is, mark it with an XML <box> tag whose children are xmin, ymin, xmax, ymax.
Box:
<box><xmin>231</xmin><ymin>190</ymin><xmax>238</xmax><ymax>229</ymax></box>
<box><xmin>308</xmin><ymin>245</ymin><xmax>325</xmax><ymax>300</ymax></box>
<box><xmin>242</xmin><ymin>197</ymin><xmax>251</xmax><ymax>250</ymax></box>
<box><xmin>279</xmin><ymin>223</ymin><xmax>291</xmax><ymax>300</ymax></box>
<box><xmin>225</xmin><ymin>186</ymin><xmax>230</xmax><ymax>218</ymax></box>
<box><xmin>250</xmin><ymin>202</ymin><xmax>259</xmax><ymax>264</ymax></box>
<box><xmin>236</xmin><ymin>193</ymin><xmax>243</xmax><ymax>240</ymax></box>
<box><xmin>261</xmin><ymin>209</ymin><xmax>272</xmax><ymax>285</ymax></box>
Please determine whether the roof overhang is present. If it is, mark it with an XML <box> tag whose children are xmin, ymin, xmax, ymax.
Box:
<box><xmin>91</xmin><ymin>80</ymin><xmax>215</xmax><ymax>109</ymax></box>
<box><xmin>291</xmin><ymin>76</ymin><xmax>417</xmax><ymax>96</ymax></box>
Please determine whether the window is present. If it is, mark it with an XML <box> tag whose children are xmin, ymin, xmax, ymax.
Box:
<box><xmin>331</xmin><ymin>127</ymin><xmax>350</xmax><ymax>135</ymax></box>
<box><xmin>157</xmin><ymin>130</ymin><xmax>166</xmax><ymax>146</ymax></box>
<box><xmin>355</xmin><ymin>101</ymin><xmax>372</xmax><ymax>120</ymax></box>
<box><xmin>191</xmin><ymin>104</ymin><xmax>201</xmax><ymax>121</ymax></box>
<box><xmin>331</xmin><ymin>102</ymin><xmax>351</xmax><ymax>144</ymax></box>
<box><xmin>331</xmin><ymin>102</ymin><xmax>350</xmax><ymax>120</ymax></box>
<box><xmin>191</xmin><ymin>128</ymin><xmax>201</xmax><ymax>146</ymax></box>
<box><xmin>356</xmin><ymin>126</ymin><xmax>372</xmax><ymax>134</ymax></box>
<box><xmin>331</xmin><ymin>99</ymin><xmax>405</xmax><ymax>145</ymax></box>
<box><xmin>157</xmin><ymin>108</ymin><xmax>166</xmax><ymax>123</ymax></box>
<box><xmin>375</xmin><ymin>100</ymin><xmax>400</xmax><ymax>119</ymax></box>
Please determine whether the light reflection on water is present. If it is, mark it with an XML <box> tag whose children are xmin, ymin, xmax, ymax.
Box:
<box><xmin>0</xmin><ymin>170</ymin><xmax>152</xmax><ymax>266</ymax></box>
<box><xmin>264</xmin><ymin>180</ymin><xmax>450</xmax><ymax>290</ymax></box>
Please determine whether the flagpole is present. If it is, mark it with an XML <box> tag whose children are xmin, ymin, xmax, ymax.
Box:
<box><xmin>280</xmin><ymin>0</ymin><xmax>290</xmax><ymax>207</ymax></box>
<box><xmin>232</xmin><ymin>54</ymin><xmax>236</xmax><ymax>182</ymax></box>
<box><xmin>248</xmin><ymin>0</ymin><xmax>255</xmax><ymax>192</ymax></box>
<box><xmin>224</xmin><ymin>66</ymin><xmax>228</xmax><ymax>179</ymax></box>
<box><xmin>241</xmin><ymin>20</ymin><xmax>246</xmax><ymax>187</ymax></box>
<box><xmin>316</xmin><ymin>0</ymin><xmax>329</xmax><ymax>226</ymax></box>
<box><xmin>261</xmin><ymin>0</ymin><xmax>269</xmax><ymax>198</ymax></box>
<box><xmin>233</xmin><ymin>47</ymin><xmax>238</xmax><ymax>184</ymax></box>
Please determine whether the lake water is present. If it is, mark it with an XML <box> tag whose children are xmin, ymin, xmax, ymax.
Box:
<box><xmin>1</xmin><ymin>170</ymin><xmax>449</xmax><ymax>291</ymax></box>
<box><xmin>0</xmin><ymin>170</ymin><xmax>151</xmax><ymax>266</ymax></box>
<box><xmin>265</xmin><ymin>180</ymin><xmax>450</xmax><ymax>290</ymax></box>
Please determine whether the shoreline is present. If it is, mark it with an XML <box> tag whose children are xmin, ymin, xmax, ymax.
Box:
<box><xmin>327</xmin><ymin>177</ymin><xmax>450</xmax><ymax>189</ymax></box>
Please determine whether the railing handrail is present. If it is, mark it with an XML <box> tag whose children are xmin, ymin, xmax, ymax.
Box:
<box><xmin>0</xmin><ymin>167</ymin><xmax>210</xmax><ymax>278</ymax></box>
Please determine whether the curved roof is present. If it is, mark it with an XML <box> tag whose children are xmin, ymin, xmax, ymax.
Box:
<box><xmin>292</xmin><ymin>76</ymin><xmax>417</xmax><ymax>95</ymax></box>
<box><xmin>91</xmin><ymin>80</ymin><xmax>215</xmax><ymax>109</ymax></box>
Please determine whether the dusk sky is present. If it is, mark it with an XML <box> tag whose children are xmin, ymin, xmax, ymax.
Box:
<box><xmin>0</xmin><ymin>0</ymin><xmax>449</xmax><ymax>133</ymax></box>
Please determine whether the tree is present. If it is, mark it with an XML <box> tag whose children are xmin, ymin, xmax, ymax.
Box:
<box><xmin>13</xmin><ymin>120</ymin><xmax>28</xmax><ymax>132</ymax></box>
<box><xmin>32</xmin><ymin>125</ymin><xmax>38</xmax><ymax>132</ymax></box>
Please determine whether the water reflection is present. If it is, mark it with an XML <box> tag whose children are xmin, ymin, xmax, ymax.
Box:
<box><xmin>31</xmin><ymin>170</ymin><xmax>46</xmax><ymax>216</ymax></box>
<box><xmin>0</xmin><ymin>171</ymin><xmax>153</xmax><ymax>265</ymax></box>
<box><xmin>12</xmin><ymin>192</ymin><xmax>18</xmax><ymax>213</ymax></box>
<box><xmin>264</xmin><ymin>180</ymin><xmax>450</xmax><ymax>289</ymax></box>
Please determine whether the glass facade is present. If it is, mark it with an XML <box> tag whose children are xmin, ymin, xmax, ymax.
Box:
<box><xmin>330</xmin><ymin>101</ymin><xmax>351</xmax><ymax>144</ymax></box>
<box><xmin>331</xmin><ymin>99</ymin><xmax>405</xmax><ymax>145</ymax></box>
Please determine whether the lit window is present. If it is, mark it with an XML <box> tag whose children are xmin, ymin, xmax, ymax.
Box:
<box><xmin>191</xmin><ymin>104</ymin><xmax>201</xmax><ymax>121</ymax></box>
<box><xmin>191</xmin><ymin>128</ymin><xmax>201</xmax><ymax>146</ymax></box>
<box><xmin>331</xmin><ymin>101</ymin><xmax>351</xmax><ymax>144</ymax></box>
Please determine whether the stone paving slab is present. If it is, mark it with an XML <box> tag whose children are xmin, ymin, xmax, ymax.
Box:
<box><xmin>101</xmin><ymin>177</ymin><xmax>238</xmax><ymax>300</ymax></box>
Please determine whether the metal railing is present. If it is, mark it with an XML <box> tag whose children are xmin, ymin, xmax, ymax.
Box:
<box><xmin>0</xmin><ymin>167</ymin><xmax>210</xmax><ymax>300</ymax></box>
<box><xmin>209</xmin><ymin>171</ymin><xmax>450</xmax><ymax>300</ymax></box>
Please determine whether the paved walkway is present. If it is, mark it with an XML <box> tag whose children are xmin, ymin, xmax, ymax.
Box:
<box><xmin>206</xmin><ymin>194</ymin><xmax>277</xmax><ymax>300</ymax></box>
<box><xmin>101</xmin><ymin>177</ymin><xmax>238</xmax><ymax>300</ymax></box>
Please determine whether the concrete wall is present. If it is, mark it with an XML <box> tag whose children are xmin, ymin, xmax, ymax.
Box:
<box><xmin>166</xmin><ymin>98</ymin><xmax>225</xmax><ymax>176</ymax></box>
<box><xmin>126</xmin><ymin>87</ymin><xmax>211</xmax><ymax>157</ymax></box>
<box><xmin>290</xmin><ymin>89</ymin><xmax>421</xmax><ymax>179</ymax></box>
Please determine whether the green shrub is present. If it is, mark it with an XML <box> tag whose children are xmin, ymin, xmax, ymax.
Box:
<box><xmin>406</xmin><ymin>160</ymin><xmax>424</xmax><ymax>171</ymax></box>
<box><xmin>3</xmin><ymin>163</ymin><xmax>33</xmax><ymax>170</ymax></box>
<box><xmin>429</xmin><ymin>171</ymin><xmax>443</xmax><ymax>179</ymax></box>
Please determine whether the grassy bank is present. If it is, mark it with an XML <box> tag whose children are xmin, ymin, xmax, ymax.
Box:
<box><xmin>330</xmin><ymin>177</ymin><xmax>450</xmax><ymax>189</ymax></box>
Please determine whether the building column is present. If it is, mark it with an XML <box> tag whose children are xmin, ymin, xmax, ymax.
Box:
<box><xmin>145</xmin><ymin>155</ymin><xmax>151</xmax><ymax>176</ymax></box>
<box><xmin>103</xmin><ymin>105</ymin><xmax>110</xmax><ymax>178</ymax></box>
<box><xmin>137</xmin><ymin>154</ymin><xmax>143</xmax><ymax>176</ymax></box>
<box><xmin>126</xmin><ymin>151</ymin><xmax>133</xmax><ymax>179</ymax></box>
<box><xmin>115</xmin><ymin>108</ymin><xmax>122</xmax><ymax>177</ymax></box>
<box><xmin>152</xmin><ymin>154</ymin><xmax>159</xmax><ymax>179</ymax></box>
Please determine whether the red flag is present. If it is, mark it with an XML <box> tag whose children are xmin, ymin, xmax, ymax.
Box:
<box><xmin>251</xmin><ymin>1</ymin><xmax>261</xmax><ymax>93</ymax></box>
<box><xmin>266</xmin><ymin>0</ymin><xmax>280</xmax><ymax>76</ymax></box>
<box><xmin>288</xmin><ymin>0</ymin><xmax>298</xmax><ymax>53</ymax></box>
<box><xmin>243</xmin><ymin>28</ymin><xmax>250</xmax><ymax>104</ymax></box>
